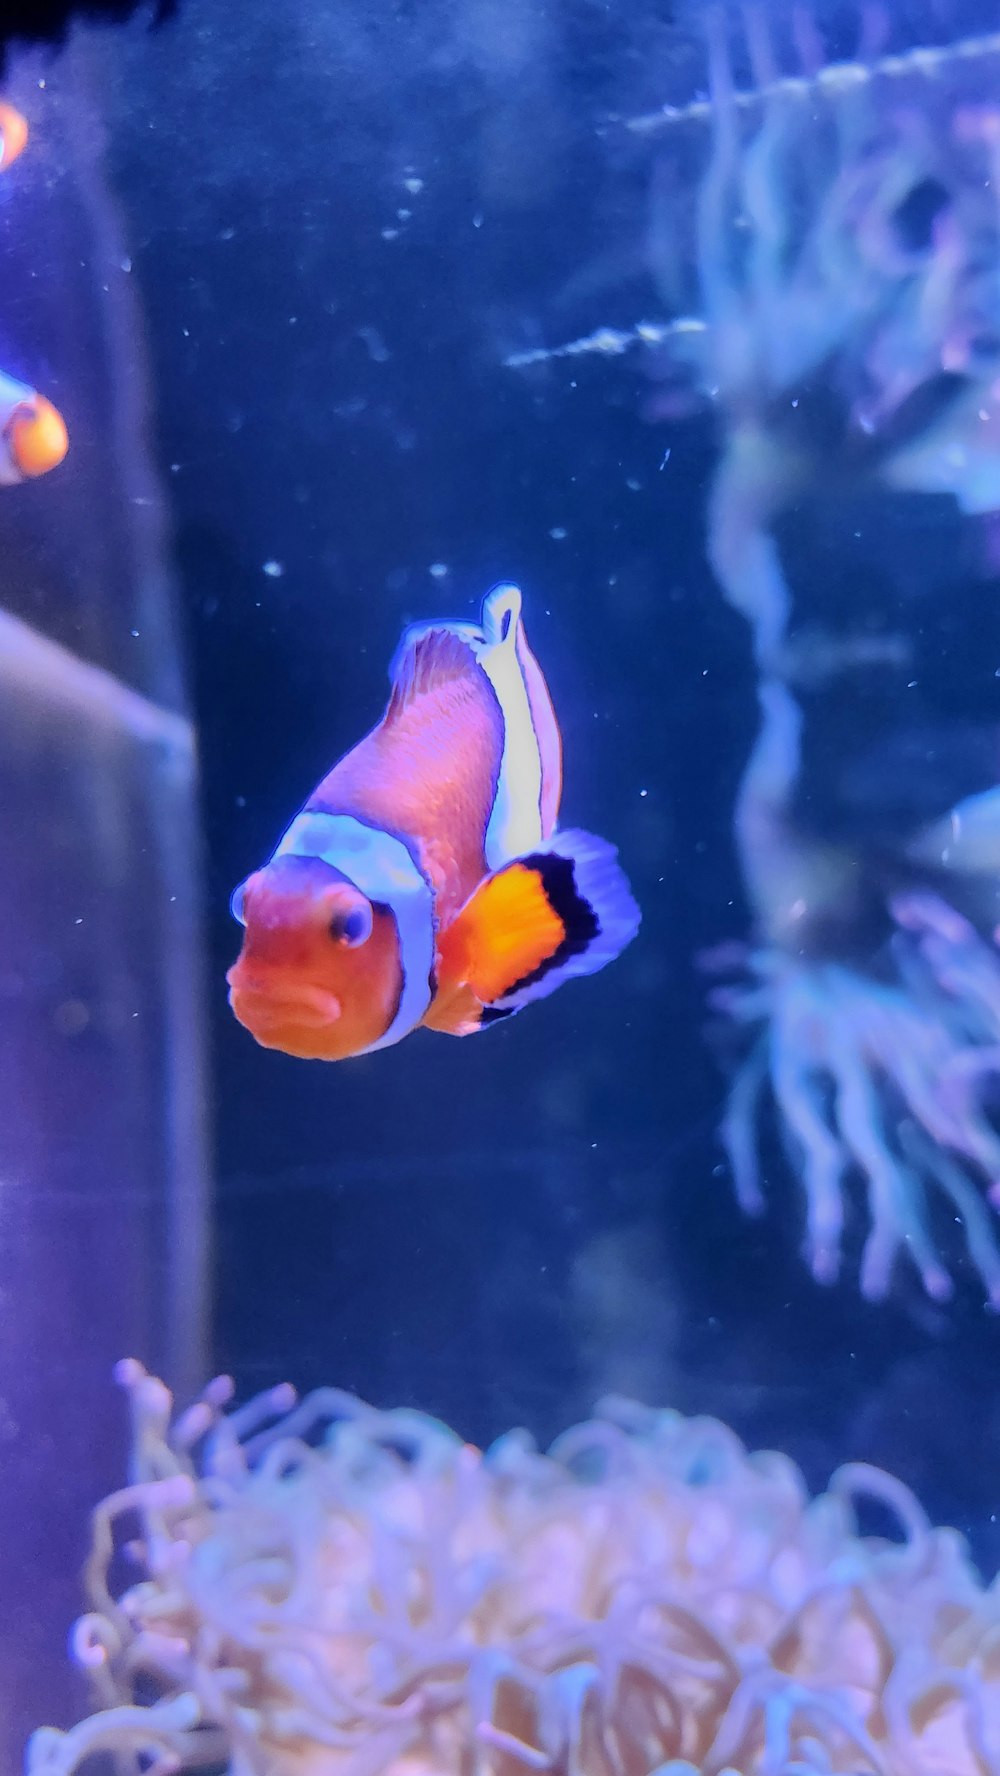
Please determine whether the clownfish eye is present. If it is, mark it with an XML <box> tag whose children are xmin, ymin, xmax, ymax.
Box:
<box><xmin>329</xmin><ymin>900</ymin><xmax>373</xmax><ymax>948</ymax></box>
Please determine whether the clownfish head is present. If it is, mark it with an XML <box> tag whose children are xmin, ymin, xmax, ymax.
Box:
<box><xmin>226</xmin><ymin>853</ymin><xmax>404</xmax><ymax>1060</ymax></box>
<box><xmin>2</xmin><ymin>390</ymin><xmax>68</xmax><ymax>482</ymax></box>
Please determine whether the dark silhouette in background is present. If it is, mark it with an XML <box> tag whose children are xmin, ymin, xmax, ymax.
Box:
<box><xmin>0</xmin><ymin>0</ymin><xmax>175</xmax><ymax>69</ymax></box>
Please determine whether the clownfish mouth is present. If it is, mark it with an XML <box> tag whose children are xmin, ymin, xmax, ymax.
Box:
<box><xmin>226</xmin><ymin>967</ymin><xmax>342</xmax><ymax>1033</ymax></box>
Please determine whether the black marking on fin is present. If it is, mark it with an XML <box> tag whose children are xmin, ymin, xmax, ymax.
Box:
<box><xmin>480</xmin><ymin>1004</ymin><xmax>516</xmax><ymax>1026</ymax></box>
<box><xmin>503</xmin><ymin>852</ymin><xmax>599</xmax><ymax>997</ymax></box>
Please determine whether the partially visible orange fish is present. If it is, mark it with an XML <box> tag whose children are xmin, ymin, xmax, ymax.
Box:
<box><xmin>0</xmin><ymin>371</ymin><xmax>68</xmax><ymax>483</ymax></box>
<box><xmin>0</xmin><ymin>101</ymin><xmax>68</xmax><ymax>483</ymax></box>
<box><xmin>227</xmin><ymin>583</ymin><xmax>640</xmax><ymax>1060</ymax></box>
<box><xmin>0</xmin><ymin>103</ymin><xmax>28</xmax><ymax>171</ymax></box>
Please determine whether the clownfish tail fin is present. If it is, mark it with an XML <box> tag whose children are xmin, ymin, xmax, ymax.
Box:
<box><xmin>495</xmin><ymin>830</ymin><xmax>641</xmax><ymax>1012</ymax></box>
<box><xmin>437</xmin><ymin>829</ymin><xmax>640</xmax><ymax>1027</ymax></box>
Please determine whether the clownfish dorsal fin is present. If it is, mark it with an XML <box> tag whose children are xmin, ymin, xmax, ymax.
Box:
<box><xmin>432</xmin><ymin>829</ymin><xmax>640</xmax><ymax>1029</ymax></box>
<box><xmin>385</xmin><ymin>627</ymin><xmax>480</xmax><ymax>722</ymax></box>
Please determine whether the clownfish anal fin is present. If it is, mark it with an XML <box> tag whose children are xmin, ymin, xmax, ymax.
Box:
<box><xmin>385</xmin><ymin>626</ymin><xmax>478</xmax><ymax>721</ymax></box>
<box><xmin>435</xmin><ymin>829</ymin><xmax>640</xmax><ymax>1026</ymax></box>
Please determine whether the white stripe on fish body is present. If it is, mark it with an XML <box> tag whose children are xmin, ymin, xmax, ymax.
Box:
<box><xmin>473</xmin><ymin>584</ymin><xmax>545</xmax><ymax>870</ymax></box>
<box><xmin>0</xmin><ymin>368</ymin><xmax>37</xmax><ymax>412</ymax></box>
<box><xmin>274</xmin><ymin>810</ymin><xmax>435</xmax><ymax>1054</ymax></box>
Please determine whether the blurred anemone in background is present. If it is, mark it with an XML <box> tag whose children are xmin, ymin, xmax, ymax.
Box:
<box><xmin>645</xmin><ymin>7</ymin><xmax>1000</xmax><ymax>512</ymax></box>
<box><xmin>505</xmin><ymin>6</ymin><xmax>1000</xmax><ymax>1304</ymax></box>
<box><xmin>27</xmin><ymin>1360</ymin><xmax>1000</xmax><ymax>1776</ymax></box>
<box><xmin>641</xmin><ymin>6</ymin><xmax>1000</xmax><ymax>1303</ymax></box>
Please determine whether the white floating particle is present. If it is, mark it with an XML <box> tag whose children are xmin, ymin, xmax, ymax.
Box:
<box><xmin>429</xmin><ymin>562</ymin><xmax>449</xmax><ymax>578</ymax></box>
<box><xmin>358</xmin><ymin>327</ymin><xmax>389</xmax><ymax>363</ymax></box>
<box><xmin>397</xmin><ymin>207</ymin><xmax>412</xmax><ymax>221</ymax></box>
<box><xmin>626</xmin><ymin>477</ymin><xmax>642</xmax><ymax>491</ymax></box>
<box><xmin>262</xmin><ymin>560</ymin><xmax>285</xmax><ymax>578</ymax></box>
<box><xmin>381</xmin><ymin>227</ymin><xmax>400</xmax><ymax>240</ymax></box>
<box><xmin>639</xmin><ymin>788</ymin><xmax>648</xmax><ymax>798</ymax></box>
<box><xmin>120</xmin><ymin>257</ymin><xmax>132</xmax><ymax>273</ymax></box>
<box><xmin>403</xmin><ymin>176</ymin><xmax>424</xmax><ymax>195</ymax></box>
<box><xmin>549</xmin><ymin>526</ymin><xmax>567</xmax><ymax>540</ymax></box>
<box><xmin>659</xmin><ymin>447</ymin><xmax>671</xmax><ymax>470</ymax></box>
<box><xmin>130</xmin><ymin>628</ymin><xmax>140</xmax><ymax>638</ymax></box>
<box><xmin>472</xmin><ymin>212</ymin><xmax>484</xmax><ymax>228</ymax></box>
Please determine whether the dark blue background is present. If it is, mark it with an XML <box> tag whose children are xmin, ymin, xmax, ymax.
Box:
<box><xmin>95</xmin><ymin>0</ymin><xmax>1000</xmax><ymax>1567</ymax></box>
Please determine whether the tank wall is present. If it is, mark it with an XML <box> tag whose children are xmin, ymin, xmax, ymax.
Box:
<box><xmin>0</xmin><ymin>44</ymin><xmax>210</xmax><ymax>1764</ymax></box>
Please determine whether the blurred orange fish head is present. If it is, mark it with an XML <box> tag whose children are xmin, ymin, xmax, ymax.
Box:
<box><xmin>0</xmin><ymin>103</ymin><xmax>28</xmax><ymax>171</ymax></box>
<box><xmin>226</xmin><ymin>853</ymin><xmax>403</xmax><ymax>1060</ymax></box>
<box><xmin>3</xmin><ymin>390</ymin><xmax>68</xmax><ymax>480</ymax></box>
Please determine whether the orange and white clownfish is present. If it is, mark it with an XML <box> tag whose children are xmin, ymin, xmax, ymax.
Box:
<box><xmin>0</xmin><ymin>368</ymin><xmax>68</xmax><ymax>484</ymax></box>
<box><xmin>227</xmin><ymin>583</ymin><xmax>640</xmax><ymax>1060</ymax></box>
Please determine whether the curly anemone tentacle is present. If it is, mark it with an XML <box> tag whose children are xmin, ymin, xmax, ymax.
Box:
<box><xmin>27</xmin><ymin>1361</ymin><xmax>1000</xmax><ymax>1776</ymax></box>
<box><xmin>712</xmin><ymin>933</ymin><xmax>1000</xmax><ymax>1302</ymax></box>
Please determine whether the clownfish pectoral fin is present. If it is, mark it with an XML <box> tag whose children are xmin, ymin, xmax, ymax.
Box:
<box><xmin>431</xmin><ymin>829</ymin><xmax>640</xmax><ymax>1031</ymax></box>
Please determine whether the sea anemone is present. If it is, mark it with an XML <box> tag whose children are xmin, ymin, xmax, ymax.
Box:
<box><xmin>707</xmin><ymin>883</ymin><xmax>1000</xmax><ymax>1305</ymax></box>
<box><xmin>26</xmin><ymin>1359</ymin><xmax>1000</xmax><ymax>1775</ymax></box>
